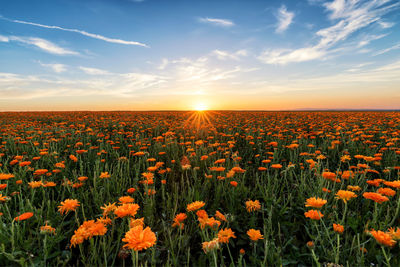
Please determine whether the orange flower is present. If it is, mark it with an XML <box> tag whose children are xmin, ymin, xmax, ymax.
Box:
<box><xmin>335</xmin><ymin>190</ymin><xmax>357</xmax><ymax>203</ymax></box>
<box><xmin>99</xmin><ymin>172</ymin><xmax>111</xmax><ymax>179</ymax></box>
<box><xmin>247</xmin><ymin>229</ymin><xmax>264</xmax><ymax>241</ymax></box>
<box><xmin>305</xmin><ymin>197</ymin><xmax>327</xmax><ymax>209</ymax></box>
<box><xmin>387</xmin><ymin>227</ymin><xmax>400</xmax><ymax>240</ymax></box>
<box><xmin>333</xmin><ymin>223</ymin><xmax>344</xmax><ymax>234</ymax></box>
<box><xmin>202</xmin><ymin>238</ymin><xmax>220</xmax><ymax>253</ymax></box>
<box><xmin>245</xmin><ymin>200</ymin><xmax>261</xmax><ymax>212</ymax></box>
<box><xmin>119</xmin><ymin>196</ymin><xmax>135</xmax><ymax>204</ymax></box>
<box><xmin>40</xmin><ymin>223</ymin><xmax>56</xmax><ymax>234</ymax></box>
<box><xmin>215</xmin><ymin>211</ymin><xmax>227</xmax><ymax>222</ymax></box>
<box><xmin>172</xmin><ymin>213</ymin><xmax>187</xmax><ymax>228</ymax></box>
<box><xmin>363</xmin><ymin>192</ymin><xmax>389</xmax><ymax>204</ymax></box>
<box><xmin>377</xmin><ymin>188</ymin><xmax>396</xmax><ymax>197</ymax></box>
<box><xmin>271</xmin><ymin>164</ymin><xmax>282</xmax><ymax>169</ymax></box>
<box><xmin>130</xmin><ymin>217</ymin><xmax>145</xmax><ymax>228</ymax></box>
<box><xmin>114</xmin><ymin>203</ymin><xmax>140</xmax><ymax>218</ymax></box>
<box><xmin>14</xmin><ymin>212</ymin><xmax>34</xmax><ymax>221</ymax></box>
<box><xmin>28</xmin><ymin>181</ymin><xmax>43</xmax><ymax>188</ymax></box>
<box><xmin>0</xmin><ymin>173</ymin><xmax>14</xmax><ymax>180</ymax></box>
<box><xmin>122</xmin><ymin>225</ymin><xmax>156</xmax><ymax>251</ymax></box>
<box><xmin>187</xmin><ymin>201</ymin><xmax>205</xmax><ymax>212</ymax></box>
<box><xmin>101</xmin><ymin>202</ymin><xmax>117</xmax><ymax>217</ymax></box>
<box><xmin>58</xmin><ymin>199</ymin><xmax>80</xmax><ymax>215</ymax></box>
<box><xmin>230</xmin><ymin>181</ymin><xmax>238</xmax><ymax>187</ymax></box>
<box><xmin>369</xmin><ymin>230</ymin><xmax>396</xmax><ymax>247</ymax></box>
<box><xmin>218</xmin><ymin>228</ymin><xmax>236</xmax><ymax>244</ymax></box>
<box><xmin>304</xmin><ymin>210</ymin><xmax>323</xmax><ymax>220</ymax></box>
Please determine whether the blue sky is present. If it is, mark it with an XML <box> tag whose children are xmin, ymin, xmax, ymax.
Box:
<box><xmin>0</xmin><ymin>0</ymin><xmax>400</xmax><ymax>110</ymax></box>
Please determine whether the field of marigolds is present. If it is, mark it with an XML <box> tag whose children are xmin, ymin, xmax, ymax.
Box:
<box><xmin>1</xmin><ymin>111</ymin><xmax>400</xmax><ymax>266</ymax></box>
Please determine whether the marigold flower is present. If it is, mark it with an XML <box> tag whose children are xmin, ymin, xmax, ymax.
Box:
<box><xmin>114</xmin><ymin>203</ymin><xmax>140</xmax><ymax>218</ymax></box>
<box><xmin>187</xmin><ymin>201</ymin><xmax>205</xmax><ymax>212</ymax></box>
<box><xmin>271</xmin><ymin>164</ymin><xmax>282</xmax><ymax>169</ymax></box>
<box><xmin>304</xmin><ymin>210</ymin><xmax>324</xmax><ymax>220</ymax></box>
<box><xmin>58</xmin><ymin>199</ymin><xmax>80</xmax><ymax>215</ymax></box>
<box><xmin>119</xmin><ymin>196</ymin><xmax>135</xmax><ymax>204</ymax></box>
<box><xmin>305</xmin><ymin>197</ymin><xmax>327</xmax><ymax>209</ymax></box>
<box><xmin>377</xmin><ymin>188</ymin><xmax>396</xmax><ymax>197</ymax></box>
<box><xmin>0</xmin><ymin>173</ymin><xmax>14</xmax><ymax>180</ymax></box>
<box><xmin>215</xmin><ymin>211</ymin><xmax>227</xmax><ymax>222</ymax></box>
<box><xmin>363</xmin><ymin>192</ymin><xmax>389</xmax><ymax>204</ymax></box>
<box><xmin>172</xmin><ymin>213</ymin><xmax>187</xmax><ymax>228</ymax></box>
<box><xmin>40</xmin><ymin>223</ymin><xmax>56</xmax><ymax>234</ymax></box>
<box><xmin>28</xmin><ymin>181</ymin><xmax>43</xmax><ymax>188</ymax></box>
<box><xmin>369</xmin><ymin>229</ymin><xmax>396</xmax><ymax>247</ymax></box>
<box><xmin>99</xmin><ymin>172</ymin><xmax>111</xmax><ymax>179</ymax></box>
<box><xmin>387</xmin><ymin>227</ymin><xmax>400</xmax><ymax>240</ymax></box>
<box><xmin>218</xmin><ymin>228</ymin><xmax>236</xmax><ymax>244</ymax></box>
<box><xmin>246</xmin><ymin>200</ymin><xmax>261</xmax><ymax>212</ymax></box>
<box><xmin>130</xmin><ymin>217</ymin><xmax>145</xmax><ymax>228</ymax></box>
<box><xmin>247</xmin><ymin>229</ymin><xmax>264</xmax><ymax>241</ymax></box>
<box><xmin>202</xmin><ymin>238</ymin><xmax>220</xmax><ymax>253</ymax></box>
<box><xmin>335</xmin><ymin>190</ymin><xmax>357</xmax><ymax>203</ymax></box>
<box><xmin>333</xmin><ymin>223</ymin><xmax>344</xmax><ymax>234</ymax></box>
<box><xmin>14</xmin><ymin>212</ymin><xmax>34</xmax><ymax>221</ymax></box>
<box><xmin>122</xmin><ymin>225</ymin><xmax>156</xmax><ymax>251</ymax></box>
<box><xmin>101</xmin><ymin>202</ymin><xmax>117</xmax><ymax>217</ymax></box>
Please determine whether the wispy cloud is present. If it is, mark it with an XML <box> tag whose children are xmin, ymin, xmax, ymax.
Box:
<box><xmin>199</xmin><ymin>17</ymin><xmax>234</xmax><ymax>27</ymax></box>
<box><xmin>275</xmin><ymin>5</ymin><xmax>294</xmax><ymax>33</ymax></box>
<box><xmin>373</xmin><ymin>43</ymin><xmax>400</xmax><ymax>56</ymax></box>
<box><xmin>39</xmin><ymin>62</ymin><xmax>67</xmax><ymax>73</ymax></box>
<box><xmin>212</xmin><ymin>49</ymin><xmax>247</xmax><ymax>60</ymax></box>
<box><xmin>259</xmin><ymin>0</ymin><xmax>399</xmax><ymax>65</ymax></box>
<box><xmin>0</xmin><ymin>34</ymin><xmax>79</xmax><ymax>55</ymax></box>
<box><xmin>1</xmin><ymin>16</ymin><xmax>148</xmax><ymax>47</ymax></box>
<box><xmin>79</xmin><ymin>66</ymin><xmax>110</xmax><ymax>75</ymax></box>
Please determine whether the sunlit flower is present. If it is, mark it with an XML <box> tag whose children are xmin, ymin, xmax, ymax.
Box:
<box><xmin>245</xmin><ymin>200</ymin><xmax>261</xmax><ymax>212</ymax></box>
<box><xmin>335</xmin><ymin>190</ymin><xmax>357</xmax><ymax>203</ymax></box>
<box><xmin>58</xmin><ymin>199</ymin><xmax>80</xmax><ymax>215</ymax></box>
<box><xmin>304</xmin><ymin>210</ymin><xmax>323</xmax><ymax>220</ymax></box>
<box><xmin>247</xmin><ymin>229</ymin><xmax>264</xmax><ymax>241</ymax></box>
<box><xmin>305</xmin><ymin>197</ymin><xmax>327</xmax><ymax>209</ymax></box>
<box><xmin>218</xmin><ymin>228</ymin><xmax>236</xmax><ymax>244</ymax></box>
<box><xmin>187</xmin><ymin>201</ymin><xmax>205</xmax><ymax>212</ymax></box>
<box><xmin>122</xmin><ymin>225</ymin><xmax>156</xmax><ymax>251</ymax></box>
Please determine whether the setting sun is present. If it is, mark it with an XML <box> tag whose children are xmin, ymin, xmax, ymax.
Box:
<box><xmin>193</xmin><ymin>103</ymin><xmax>207</xmax><ymax>111</ymax></box>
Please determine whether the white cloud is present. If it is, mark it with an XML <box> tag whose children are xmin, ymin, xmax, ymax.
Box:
<box><xmin>39</xmin><ymin>62</ymin><xmax>67</xmax><ymax>73</ymax></box>
<box><xmin>0</xmin><ymin>35</ymin><xmax>79</xmax><ymax>55</ymax></box>
<box><xmin>378</xmin><ymin>21</ymin><xmax>395</xmax><ymax>29</ymax></box>
<box><xmin>79</xmin><ymin>66</ymin><xmax>110</xmax><ymax>75</ymax></box>
<box><xmin>357</xmin><ymin>34</ymin><xmax>387</xmax><ymax>48</ymax></box>
<box><xmin>373</xmin><ymin>43</ymin><xmax>400</xmax><ymax>56</ymax></box>
<box><xmin>259</xmin><ymin>47</ymin><xmax>325</xmax><ymax>65</ymax></box>
<box><xmin>259</xmin><ymin>0</ymin><xmax>399</xmax><ymax>65</ymax></box>
<box><xmin>158</xmin><ymin>58</ymin><xmax>169</xmax><ymax>70</ymax></box>
<box><xmin>275</xmin><ymin>5</ymin><xmax>294</xmax><ymax>33</ymax></box>
<box><xmin>199</xmin><ymin>17</ymin><xmax>234</xmax><ymax>27</ymax></box>
<box><xmin>212</xmin><ymin>49</ymin><xmax>248</xmax><ymax>60</ymax></box>
<box><xmin>1</xmin><ymin>16</ymin><xmax>148</xmax><ymax>47</ymax></box>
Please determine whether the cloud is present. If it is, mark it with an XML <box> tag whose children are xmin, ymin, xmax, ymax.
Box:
<box><xmin>212</xmin><ymin>49</ymin><xmax>248</xmax><ymax>60</ymax></box>
<box><xmin>373</xmin><ymin>43</ymin><xmax>400</xmax><ymax>56</ymax></box>
<box><xmin>39</xmin><ymin>62</ymin><xmax>67</xmax><ymax>73</ymax></box>
<box><xmin>199</xmin><ymin>17</ymin><xmax>234</xmax><ymax>27</ymax></box>
<box><xmin>259</xmin><ymin>47</ymin><xmax>325</xmax><ymax>65</ymax></box>
<box><xmin>158</xmin><ymin>58</ymin><xmax>169</xmax><ymax>70</ymax></box>
<box><xmin>1</xmin><ymin>16</ymin><xmax>148</xmax><ymax>47</ymax></box>
<box><xmin>259</xmin><ymin>0</ymin><xmax>400</xmax><ymax>65</ymax></box>
<box><xmin>275</xmin><ymin>5</ymin><xmax>294</xmax><ymax>33</ymax></box>
<box><xmin>79</xmin><ymin>66</ymin><xmax>110</xmax><ymax>75</ymax></box>
<box><xmin>0</xmin><ymin>34</ymin><xmax>79</xmax><ymax>55</ymax></box>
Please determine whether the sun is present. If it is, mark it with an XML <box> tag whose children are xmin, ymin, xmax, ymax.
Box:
<box><xmin>193</xmin><ymin>103</ymin><xmax>208</xmax><ymax>111</ymax></box>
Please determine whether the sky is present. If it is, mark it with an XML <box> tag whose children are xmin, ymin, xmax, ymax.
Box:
<box><xmin>0</xmin><ymin>0</ymin><xmax>400</xmax><ymax>111</ymax></box>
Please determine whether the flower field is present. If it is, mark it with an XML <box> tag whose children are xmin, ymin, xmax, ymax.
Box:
<box><xmin>1</xmin><ymin>111</ymin><xmax>400</xmax><ymax>266</ymax></box>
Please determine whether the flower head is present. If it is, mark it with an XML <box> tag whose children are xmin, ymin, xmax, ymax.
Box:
<box><xmin>304</xmin><ymin>210</ymin><xmax>324</xmax><ymax>220</ymax></box>
<box><xmin>122</xmin><ymin>225</ymin><xmax>156</xmax><ymax>251</ymax></box>
<box><xmin>245</xmin><ymin>200</ymin><xmax>261</xmax><ymax>212</ymax></box>
<box><xmin>247</xmin><ymin>229</ymin><xmax>264</xmax><ymax>241</ymax></box>
<box><xmin>218</xmin><ymin>228</ymin><xmax>236</xmax><ymax>244</ymax></box>
<box><xmin>187</xmin><ymin>201</ymin><xmax>205</xmax><ymax>212</ymax></box>
<box><xmin>58</xmin><ymin>199</ymin><xmax>80</xmax><ymax>215</ymax></box>
<box><xmin>335</xmin><ymin>190</ymin><xmax>357</xmax><ymax>203</ymax></box>
<box><xmin>305</xmin><ymin>197</ymin><xmax>327</xmax><ymax>209</ymax></box>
